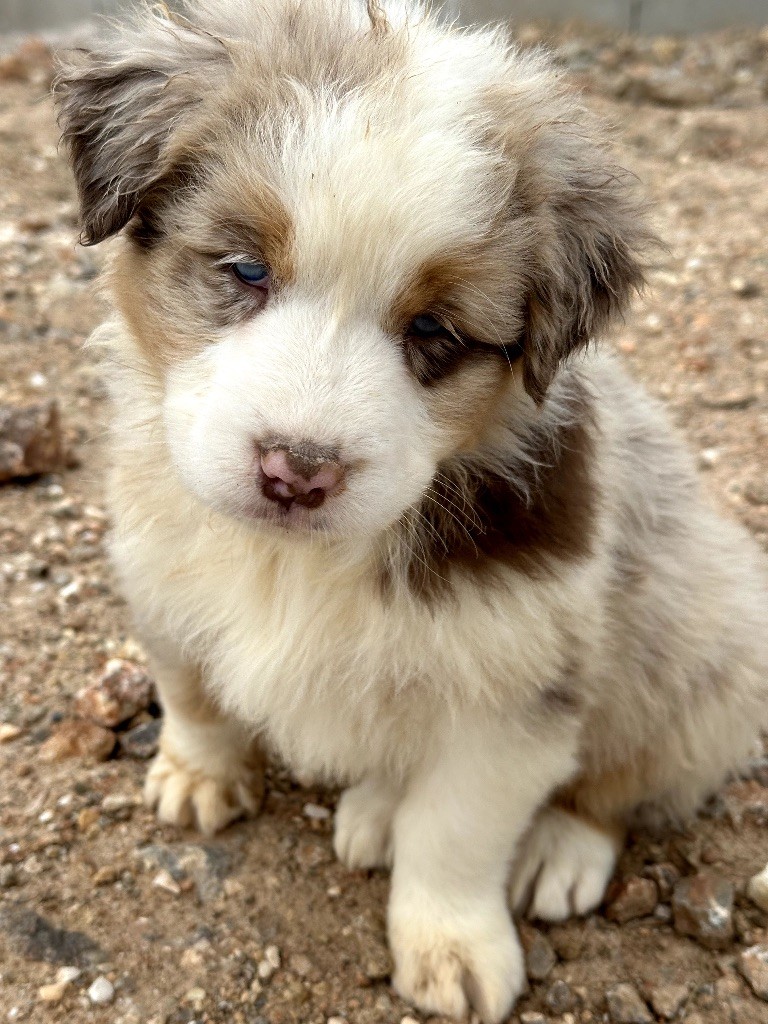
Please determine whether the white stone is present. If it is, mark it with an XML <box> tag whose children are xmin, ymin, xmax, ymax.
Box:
<box><xmin>87</xmin><ymin>977</ymin><xmax>115</xmax><ymax>1005</ymax></box>
<box><xmin>55</xmin><ymin>966</ymin><xmax>81</xmax><ymax>985</ymax></box>
<box><xmin>747</xmin><ymin>864</ymin><xmax>768</xmax><ymax>913</ymax></box>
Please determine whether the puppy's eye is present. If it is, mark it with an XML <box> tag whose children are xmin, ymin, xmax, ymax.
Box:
<box><xmin>231</xmin><ymin>261</ymin><xmax>270</xmax><ymax>288</ymax></box>
<box><xmin>408</xmin><ymin>314</ymin><xmax>448</xmax><ymax>338</ymax></box>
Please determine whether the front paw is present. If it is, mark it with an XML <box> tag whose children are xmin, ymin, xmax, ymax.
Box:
<box><xmin>333</xmin><ymin>779</ymin><xmax>396</xmax><ymax>870</ymax></box>
<box><xmin>389</xmin><ymin>899</ymin><xmax>525</xmax><ymax>1023</ymax></box>
<box><xmin>144</xmin><ymin>747</ymin><xmax>264</xmax><ymax>836</ymax></box>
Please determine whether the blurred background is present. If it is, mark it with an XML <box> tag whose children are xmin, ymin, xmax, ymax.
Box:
<box><xmin>2</xmin><ymin>0</ymin><xmax>768</xmax><ymax>34</ymax></box>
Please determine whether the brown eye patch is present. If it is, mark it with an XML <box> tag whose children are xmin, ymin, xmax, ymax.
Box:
<box><xmin>392</xmin><ymin>250</ymin><xmax>525</xmax><ymax>386</ymax></box>
<box><xmin>403</xmin><ymin>322</ymin><xmax>517</xmax><ymax>387</ymax></box>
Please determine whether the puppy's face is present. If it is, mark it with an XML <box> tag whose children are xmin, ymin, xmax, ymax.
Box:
<box><xmin>57</xmin><ymin>1</ymin><xmax>648</xmax><ymax>539</ymax></box>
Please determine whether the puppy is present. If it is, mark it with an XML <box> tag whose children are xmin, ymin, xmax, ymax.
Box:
<box><xmin>56</xmin><ymin>1</ymin><xmax>768</xmax><ymax>1020</ymax></box>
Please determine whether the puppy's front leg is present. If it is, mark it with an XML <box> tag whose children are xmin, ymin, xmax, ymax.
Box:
<box><xmin>143</xmin><ymin>643</ymin><xmax>265</xmax><ymax>836</ymax></box>
<box><xmin>389</xmin><ymin>712</ymin><xmax>578</xmax><ymax>1023</ymax></box>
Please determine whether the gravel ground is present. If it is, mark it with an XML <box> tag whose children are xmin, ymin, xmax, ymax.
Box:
<box><xmin>0</xmin><ymin>19</ymin><xmax>767</xmax><ymax>1024</ymax></box>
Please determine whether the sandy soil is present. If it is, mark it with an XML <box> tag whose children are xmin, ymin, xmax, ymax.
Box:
<box><xmin>0</xmin><ymin>18</ymin><xmax>767</xmax><ymax>1024</ymax></box>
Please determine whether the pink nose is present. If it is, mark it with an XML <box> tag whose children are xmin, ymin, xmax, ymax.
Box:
<box><xmin>259</xmin><ymin>443</ymin><xmax>345</xmax><ymax>510</ymax></box>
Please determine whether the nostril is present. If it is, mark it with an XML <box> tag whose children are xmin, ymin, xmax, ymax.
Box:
<box><xmin>258</xmin><ymin>442</ymin><xmax>346</xmax><ymax>510</ymax></box>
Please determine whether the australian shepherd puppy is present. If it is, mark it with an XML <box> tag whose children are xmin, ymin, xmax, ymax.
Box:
<box><xmin>56</xmin><ymin>1</ymin><xmax>768</xmax><ymax>1019</ymax></box>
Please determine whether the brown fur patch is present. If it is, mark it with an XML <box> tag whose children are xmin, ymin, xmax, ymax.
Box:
<box><xmin>387</xmin><ymin>374</ymin><xmax>597</xmax><ymax>602</ymax></box>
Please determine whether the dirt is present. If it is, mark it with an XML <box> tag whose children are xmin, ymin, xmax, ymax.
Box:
<box><xmin>0</xmin><ymin>18</ymin><xmax>767</xmax><ymax>1024</ymax></box>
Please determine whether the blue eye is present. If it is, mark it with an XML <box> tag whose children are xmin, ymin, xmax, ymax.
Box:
<box><xmin>232</xmin><ymin>261</ymin><xmax>270</xmax><ymax>287</ymax></box>
<box><xmin>409</xmin><ymin>314</ymin><xmax>446</xmax><ymax>338</ymax></box>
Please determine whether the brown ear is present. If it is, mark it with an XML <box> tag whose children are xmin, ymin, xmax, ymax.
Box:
<box><xmin>520</xmin><ymin>161</ymin><xmax>651</xmax><ymax>403</ymax></box>
<box><xmin>487</xmin><ymin>51</ymin><xmax>654</xmax><ymax>402</ymax></box>
<box><xmin>54</xmin><ymin>10</ymin><xmax>228</xmax><ymax>245</ymax></box>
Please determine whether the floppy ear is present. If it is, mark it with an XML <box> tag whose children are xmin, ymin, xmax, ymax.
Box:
<box><xmin>520</xmin><ymin>157</ymin><xmax>651</xmax><ymax>403</ymax></box>
<box><xmin>54</xmin><ymin>9</ymin><xmax>229</xmax><ymax>245</ymax></box>
<box><xmin>490</xmin><ymin>54</ymin><xmax>654</xmax><ymax>403</ymax></box>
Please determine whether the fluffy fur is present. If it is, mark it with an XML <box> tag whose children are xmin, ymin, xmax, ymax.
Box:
<box><xmin>56</xmin><ymin>2</ymin><xmax>768</xmax><ymax>1020</ymax></box>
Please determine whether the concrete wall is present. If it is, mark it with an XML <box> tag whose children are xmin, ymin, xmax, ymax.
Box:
<box><xmin>1</xmin><ymin>0</ymin><xmax>767</xmax><ymax>35</ymax></box>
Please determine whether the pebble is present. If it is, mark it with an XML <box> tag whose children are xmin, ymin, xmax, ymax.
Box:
<box><xmin>135</xmin><ymin>843</ymin><xmax>232</xmax><ymax>903</ymax></box>
<box><xmin>39</xmin><ymin>720</ymin><xmax>116</xmax><ymax>762</ymax></box>
<box><xmin>56</xmin><ymin>967</ymin><xmax>81</xmax><ymax>985</ymax></box>
<box><xmin>87</xmin><ymin>976</ymin><xmax>115</xmax><ymax>1005</ymax></box>
<box><xmin>38</xmin><ymin>981</ymin><xmax>68</xmax><ymax>1003</ymax></box>
<box><xmin>730</xmin><ymin>277</ymin><xmax>761</xmax><ymax>298</ymax></box>
<box><xmin>520</xmin><ymin>1014</ymin><xmax>548</xmax><ymax>1024</ymax></box>
<box><xmin>101</xmin><ymin>793</ymin><xmax>140</xmax><ymax>815</ymax></box>
<box><xmin>648</xmin><ymin>983</ymin><xmax>689</xmax><ymax>1019</ymax></box>
<box><xmin>258</xmin><ymin>944</ymin><xmax>281</xmax><ymax>980</ymax></box>
<box><xmin>119</xmin><ymin>719</ymin><xmax>161</xmax><ymax>759</ymax></box>
<box><xmin>697</xmin><ymin>448</ymin><xmax>720</xmax><ymax>469</ymax></box>
<box><xmin>521</xmin><ymin>926</ymin><xmax>557</xmax><ymax>981</ymax></box>
<box><xmin>75</xmin><ymin>659</ymin><xmax>155</xmax><ymax>728</ymax></box>
<box><xmin>0</xmin><ymin>400</ymin><xmax>65</xmax><ymax>482</ymax></box>
<box><xmin>0</xmin><ymin>723</ymin><xmax>22</xmax><ymax>743</ymax></box>
<box><xmin>738</xmin><ymin>945</ymin><xmax>768</xmax><ymax>1000</ymax></box>
<box><xmin>605</xmin><ymin>876</ymin><xmax>658</xmax><ymax>923</ymax></box>
<box><xmin>545</xmin><ymin>979</ymin><xmax>576</xmax><ymax>1014</ymax></box>
<box><xmin>671</xmin><ymin>873</ymin><xmax>734</xmax><ymax>949</ymax></box>
<box><xmin>548</xmin><ymin>924</ymin><xmax>584</xmax><ymax>961</ymax></box>
<box><xmin>606</xmin><ymin>982</ymin><xmax>653</xmax><ymax>1023</ymax></box>
<box><xmin>152</xmin><ymin>869</ymin><xmax>182</xmax><ymax>896</ymax></box>
<box><xmin>303</xmin><ymin>802</ymin><xmax>331</xmax><ymax>820</ymax></box>
<box><xmin>747</xmin><ymin>864</ymin><xmax>768</xmax><ymax>913</ymax></box>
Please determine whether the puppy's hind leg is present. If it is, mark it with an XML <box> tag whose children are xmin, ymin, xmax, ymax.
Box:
<box><xmin>144</xmin><ymin>641</ymin><xmax>265</xmax><ymax>836</ymax></box>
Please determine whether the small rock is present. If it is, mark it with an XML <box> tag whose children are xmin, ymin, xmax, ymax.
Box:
<box><xmin>0</xmin><ymin>401</ymin><xmax>65</xmax><ymax>482</ymax></box>
<box><xmin>55</xmin><ymin>967</ymin><xmax>81</xmax><ymax>985</ymax></box>
<box><xmin>545</xmin><ymin>979</ymin><xmax>576</xmax><ymax>1014</ymax></box>
<box><xmin>738</xmin><ymin>945</ymin><xmax>768</xmax><ymax>1000</ymax></box>
<box><xmin>101</xmin><ymin>793</ymin><xmax>140</xmax><ymax>815</ymax></box>
<box><xmin>0</xmin><ymin>723</ymin><xmax>22</xmax><ymax>743</ymax></box>
<box><xmin>119</xmin><ymin>719</ymin><xmax>161</xmax><ymax>760</ymax></box>
<box><xmin>87</xmin><ymin>976</ymin><xmax>115</xmax><ymax>1005</ymax></box>
<box><xmin>290</xmin><ymin>953</ymin><xmax>313</xmax><ymax>977</ymax></box>
<box><xmin>606</xmin><ymin>983</ymin><xmax>653</xmax><ymax>1024</ymax></box>
<box><xmin>135</xmin><ymin>843</ymin><xmax>233</xmax><ymax>903</ymax></box>
<box><xmin>75</xmin><ymin>660</ymin><xmax>155</xmax><ymax>728</ymax></box>
<box><xmin>520</xmin><ymin>1014</ymin><xmax>548</xmax><ymax>1024</ymax></box>
<box><xmin>672</xmin><ymin>873</ymin><xmax>734</xmax><ymax>949</ymax></box>
<box><xmin>303</xmin><ymin>802</ymin><xmax>331</xmax><ymax>820</ymax></box>
<box><xmin>605</xmin><ymin>876</ymin><xmax>658</xmax><ymax>923</ymax></box>
<box><xmin>649</xmin><ymin>983</ymin><xmax>689</xmax><ymax>1020</ymax></box>
<box><xmin>258</xmin><ymin>944</ymin><xmax>281</xmax><ymax>980</ymax></box>
<box><xmin>730</xmin><ymin>277</ymin><xmax>761</xmax><ymax>299</ymax></box>
<box><xmin>522</xmin><ymin>927</ymin><xmax>557</xmax><ymax>981</ymax></box>
<box><xmin>747</xmin><ymin>864</ymin><xmax>768</xmax><ymax>913</ymax></box>
<box><xmin>77</xmin><ymin>807</ymin><xmax>100</xmax><ymax>831</ymax></box>
<box><xmin>699</xmin><ymin>388</ymin><xmax>756</xmax><ymax>411</ymax></box>
<box><xmin>39</xmin><ymin>720</ymin><xmax>115</xmax><ymax>762</ymax></box>
<box><xmin>697</xmin><ymin>448</ymin><xmax>720</xmax><ymax>470</ymax></box>
<box><xmin>549</xmin><ymin>924</ymin><xmax>584</xmax><ymax>961</ymax></box>
<box><xmin>152</xmin><ymin>869</ymin><xmax>182</xmax><ymax>896</ymax></box>
<box><xmin>92</xmin><ymin>866</ymin><xmax>119</xmax><ymax>886</ymax></box>
<box><xmin>38</xmin><ymin>981</ymin><xmax>68</xmax><ymax>1003</ymax></box>
<box><xmin>643</xmin><ymin>862</ymin><xmax>680</xmax><ymax>901</ymax></box>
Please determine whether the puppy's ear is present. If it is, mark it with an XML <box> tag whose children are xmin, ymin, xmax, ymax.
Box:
<box><xmin>492</xmin><ymin>58</ymin><xmax>654</xmax><ymax>402</ymax></box>
<box><xmin>54</xmin><ymin>10</ymin><xmax>229</xmax><ymax>245</ymax></box>
<box><xmin>520</xmin><ymin>159</ymin><xmax>650</xmax><ymax>403</ymax></box>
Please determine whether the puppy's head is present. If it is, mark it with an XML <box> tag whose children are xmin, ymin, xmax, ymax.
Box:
<box><xmin>56</xmin><ymin>0</ymin><xmax>650</xmax><ymax>539</ymax></box>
